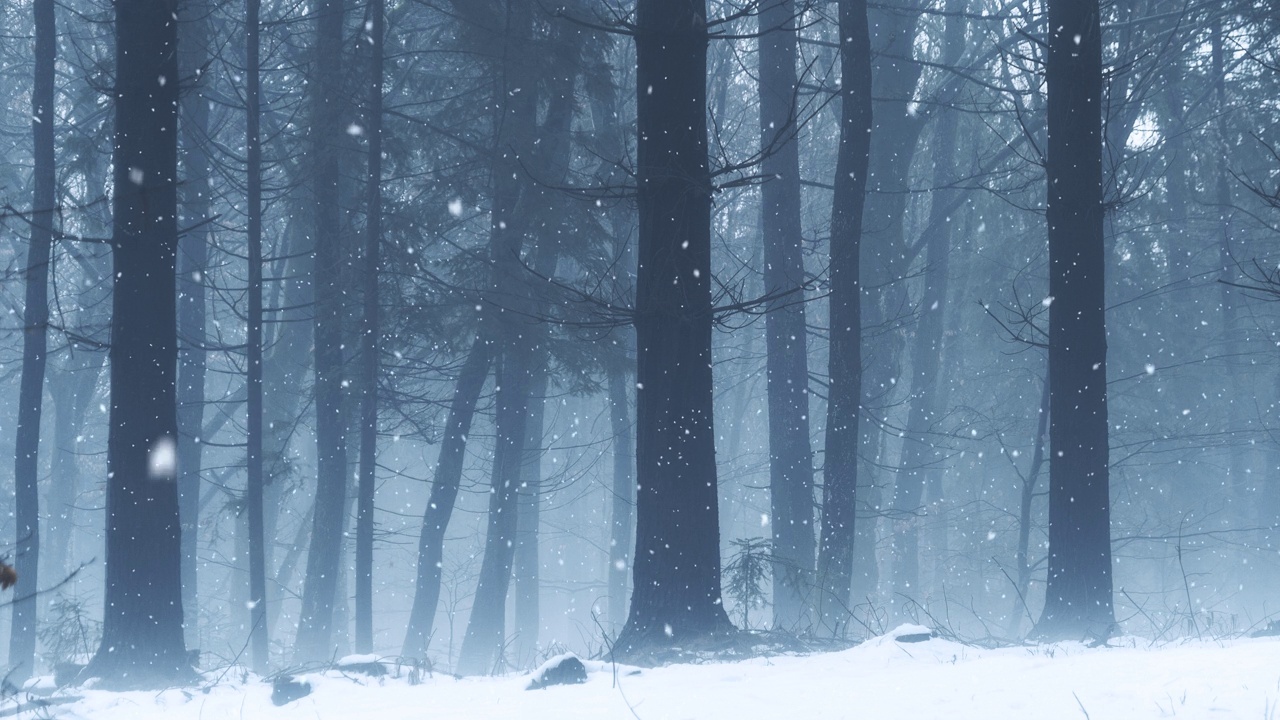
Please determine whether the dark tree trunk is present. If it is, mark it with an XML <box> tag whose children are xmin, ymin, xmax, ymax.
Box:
<box><xmin>1035</xmin><ymin>0</ymin><xmax>1115</xmax><ymax>642</ymax></box>
<box><xmin>355</xmin><ymin>0</ymin><xmax>385</xmax><ymax>657</ymax></box>
<box><xmin>88</xmin><ymin>0</ymin><xmax>190</xmax><ymax>686</ymax></box>
<box><xmin>816</xmin><ymin>0</ymin><xmax>872</xmax><ymax>635</ymax></box>
<box><xmin>614</xmin><ymin>0</ymin><xmax>734</xmax><ymax>656</ymax></box>
<box><xmin>401</xmin><ymin>334</ymin><xmax>494</xmax><ymax>658</ymax></box>
<box><xmin>757</xmin><ymin>0</ymin><xmax>816</xmax><ymax>630</ymax></box>
<box><xmin>9</xmin><ymin>0</ymin><xmax>56</xmax><ymax>679</ymax></box>
<box><xmin>889</xmin><ymin>0</ymin><xmax>964</xmax><ymax>615</ymax></box>
<box><xmin>295</xmin><ymin>0</ymin><xmax>350</xmax><ymax>663</ymax></box>
<box><xmin>176</xmin><ymin>0</ymin><xmax>211</xmax><ymax>647</ymax></box>
<box><xmin>245</xmin><ymin>0</ymin><xmax>270</xmax><ymax>672</ymax></box>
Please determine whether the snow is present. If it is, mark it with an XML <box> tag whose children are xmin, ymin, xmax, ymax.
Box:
<box><xmin>28</xmin><ymin>629</ymin><xmax>1280</xmax><ymax>719</ymax></box>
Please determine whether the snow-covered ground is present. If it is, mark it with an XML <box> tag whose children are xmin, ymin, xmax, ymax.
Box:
<box><xmin>22</xmin><ymin>627</ymin><xmax>1280</xmax><ymax>719</ymax></box>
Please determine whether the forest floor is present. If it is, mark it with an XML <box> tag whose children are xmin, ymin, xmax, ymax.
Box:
<box><xmin>18</xmin><ymin>625</ymin><xmax>1280</xmax><ymax>719</ymax></box>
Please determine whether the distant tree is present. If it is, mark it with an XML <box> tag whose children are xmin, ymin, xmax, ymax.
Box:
<box><xmin>9</xmin><ymin>0</ymin><xmax>56</xmax><ymax>681</ymax></box>
<box><xmin>614</xmin><ymin>0</ymin><xmax>735</xmax><ymax>656</ymax></box>
<box><xmin>87</xmin><ymin>0</ymin><xmax>190</xmax><ymax>686</ymax></box>
<box><xmin>1035</xmin><ymin>0</ymin><xmax>1115</xmax><ymax>641</ymax></box>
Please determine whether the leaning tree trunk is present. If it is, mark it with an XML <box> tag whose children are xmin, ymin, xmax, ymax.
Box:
<box><xmin>295</xmin><ymin>0</ymin><xmax>350</xmax><ymax>663</ymax></box>
<box><xmin>176</xmin><ymin>0</ymin><xmax>212</xmax><ymax>647</ymax></box>
<box><xmin>816</xmin><ymin>0</ymin><xmax>872</xmax><ymax>636</ymax></box>
<box><xmin>1035</xmin><ymin>0</ymin><xmax>1115</xmax><ymax>642</ymax></box>
<box><xmin>88</xmin><ymin>0</ymin><xmax>190</xmax><ymax>686</ymax></box>
<box><xmin>614</xmin><ymin>0</ymin><xmax>735</xmax><ymax>656</ymax></box>
<box><xmin>401</xmin><ymin>332</ymin><xmax>494</xmax><ymax>659</ymax></box>
<box><xmin>9</xmin><ymin>0</ymin><xmax>56</xmax><ymax>680</ymax></box>
<box><xmin>757</xmin><ymin>0</ymin><xmax>816</xmax><ymax>631</ymax></box>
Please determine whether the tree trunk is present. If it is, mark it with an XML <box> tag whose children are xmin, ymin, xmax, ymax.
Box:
<box><xmin>817</xmin><ymin>0</ymin><xmax>872</xmax><ymax>636</ymax></box>
<box><xmin>1035</xmin><ymin>0</ymin><xmax>1115</xmax><ymax>642</ymax></box>
<box><xmin>401</xmin><ymin>334</ymin><xmax>494</xmax><ymax>658</ymax></box>
<box><xmin>512</xmin><ymin>368</ymin><xmax>548</xmax><ymax>667</ymax></box>
<box><xmin>606</xmin><ymin>360</ymin><xmax>635</xmax><ymax>633</ymax></box>
<box><xmin>88</xmin><ymin>0</ymin><xmax>189</xmax><ymax>685</ymax></box>
<box><xmin>295</xmin><ymin>0</ymin><xmax>350</xmax><ymax>663</ymax></box>
<box><xmin>244</xmin><ymin>0</ymin><xmax>270</xmax><ymax>672</ymax></box>
<box><xmin>46</xmin><ymin>352</ymin><xmax>105</xmax><ymax>580</ymax></box>
<box><xmin>757</xmin><ymin>0</ymin><xmax>816</xmax><ymax>631</ymax></box>
<box><xmin>9</xmin><ymin>0</ymin><xmax>56</xmax><ymax>679</ymax></box>
<box><xmin>615</xmin><ymin>0</ymin><xmax>734</xmax><ymax>656</ymax></box>
<box><xmin>176</xmin><ymin>0</ymin><xmax>212</xmax><ymax>648</ymax></box>
<box><xmin>355</xmin><ymin>0</ymin><xmax>385</xmax><ymax>657</ymax></box>
<box><xmin>889</xmin><ymin>0</ymin><xmax>964</xmax><ymax>616</ymax></box>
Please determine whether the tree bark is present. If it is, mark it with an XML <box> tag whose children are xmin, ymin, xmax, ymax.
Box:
<box><xmin>614</xmin><ymin>0</ymin><xmax>735</xmax><ymax>656</ymax></box>
<box><xmin>757</xmin><ymin>0</ymin><xmax>816</xmax><ymax>631</ymax></box>
<box><xmin>817</xmin><ymin>0</ymin><xmax>872</xmax><ymax>636</ymax></box>
<box><xmin>9</xmin><ymin>0</ymin><xmax>56</xmax><ymax>679</ymax></box>
<box><xmin>1035</xmin><ymin>0</ymin><xmax>1115</xmax><ymax>642</ymax></box>
<box><xmin>88</xmin><ymin>0</ymin><xmax>190</xmax><ymax>685</ymax></box>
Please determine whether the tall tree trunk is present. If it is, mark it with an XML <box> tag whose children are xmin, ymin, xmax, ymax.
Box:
<box><xmin>615</xmin><ymin>0</ymin><xmax>734</xmax><ymax>656</ymax></box>
<box><xmin>889</xmin><ymin>0</ymin><xmax>965</xmax><ymax>616</ymax></box>
<box><xmin>401</xmin><ymin>334</ymin><xmax>494</xmax><ymax>659</ymax></box>
<box><xmin>244</xmin><ymin>0</ymin><xmax>270</xmax><ymax>672</ymax></box>
<box><xmin>757</xmin><ymin>0</ymin><xmax>816</xmax><ymax>630</ymax></box>
<box><xmin>1008</xmin><ymin>373</ymin><xmax>1050</xmax><ymax>637</ymax></box>
<box><xmin>9</xmin><ymin>0</ymin><xmax>56</xmax><ymax>679</ymax></box>
<box><xmin>295</xmin><ymin>0</ymin><xmax>350</xmax><ymax>663</ymax></box>
<box><xmin>176</xmin><ymin>0</ymin><xmax>212</xmax><ymax>647</ymax></box>
<box><xmin>1035</xmin><ymin>0</ymin><xmax>1115</xmax><ymax>642</ymax></box>
<box><xmin>88</xmin><ymin>0</ymin><xmax>189</xmax><ymax>685</ymax></box>
<box><xmin>355</xmin><ymin>0</ymin><xmax>385</xmax><ymax>656</ymax></box>
<box><xmin>817</xmin><ymin>0</ymin><xmax>872</xmax><ymax>636</ymax></box>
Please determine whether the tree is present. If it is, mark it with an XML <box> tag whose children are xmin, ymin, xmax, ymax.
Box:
<box><xmin>9</xmin><ymin>0</ymin><xmax>56</xmax><ymax>681</ymax></box>
<box><xmin>757</xmin><ymin>0</ymin><xmax>816</xmax><ymax>630</ymax></box>
<box><xmin>87</xmin><ymin>0</ymin><xmax>190</xmax><ymax>686</ymax></box>
<box><xmin>244</xmin><ymin>0</ymin><xmax>270</xmax><ymax>671</ymax></box>
<box><xmin>614</xmin><ymin>0</ymin><xmax>735</xmax><ymax>656</ymax></box>
<box><xmin>816</xmin><ymin>0</ymin><xmax>872</xmax><ymax>634</ymax></box>
<box><xmin>176</xmin><ymin>0</ymin><xmax>211</xmax><ymax>647</ymax></box>
<box><xmin>294</xmin><ymin>0</ymin><xmax>350</xmax><ymax>663</ymax></box>
<box><xmin>1035</xmin><ymin>0</ymin><xmax>1115</xmax><ymax>641</ymax></box>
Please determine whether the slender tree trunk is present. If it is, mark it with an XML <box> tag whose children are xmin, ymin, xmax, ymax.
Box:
<box><xmin>402</xmin><ymin>335</ymin><xmax>494</xmax><ymax>658</ymax></box>
<box><xmin>244</xmin><ymin>0</ymin><xmax>270</xmax><ymax>672</ymax></box>
<box><xmin>606</xmin><ymin>360</ymin><xmax>635</xmax><ymax>632</ymax></box>
<box><xmin>1008</xmin><ymin>374</ymin><xmax>1050</xmax><ymax>637</ymax></box>
<box><xmin>513</xmin><ymin>368</ymin><xmax>548</xmax><ymax>667</ymax></box>
<box><xmin>46</xmin><ymin>354</ymin><xmax>104</xmax><ymax>580</ymax></box>
<box><xmin>817</xmin><ymin>0</ymin><xmax>872</xmax><ymax>636</ymax></box>
<box><xmin>758</xmin><ymin>0</ymin><xmax>816</xmax><ymax>631</ymax></box>
<box><xmin>889</xmin><ymin>0</ymin><xmax>964</xmax><ymax>615</ymax></box>
<box><xmin>295</xmin><ymin>0</ymin><xmax>350</xmax><ymax>663</ymax></box>
<box><xmin>9</xmin><ymin>0</ymin><xmax>56</xmax><ymax>679</ymax></box>
<box><xmin>615</xmin><ymin>0</ymin><xmax>734</xmax><ymax>656</ymax></box>
<box><xmin>1035</xmin><ymin>0</ymin><xmax>1115</xmax><ymax>642</ymax></box>
<box><xmin>355</xmin><ymin>0</ymin><xmax>385</xmax><ymax>656</ymax></box>
<box><xmin>88</xmin><ymin>0</ymin><xmax>189</xmax><ymax>685</ymax></box>
<box><xmin>176</xmin><ymin>0</ymin><xmax>212</xmax><ymax>647</ymax></box>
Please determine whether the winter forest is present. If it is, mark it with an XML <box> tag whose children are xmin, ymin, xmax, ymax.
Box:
<box><xmin>0</xmin><ymin>0</ymin><xmax>1279</xmax><ymax>713</ymax></box>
